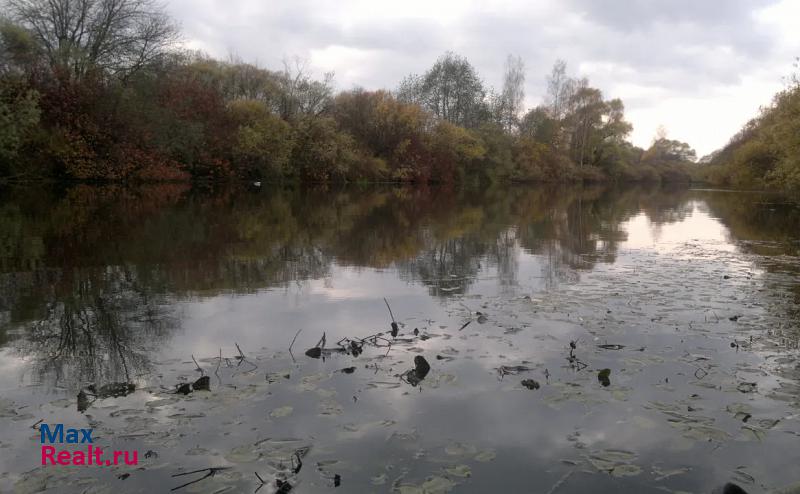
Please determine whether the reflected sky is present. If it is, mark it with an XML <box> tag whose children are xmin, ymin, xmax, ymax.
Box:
<box><xmin>0</xmin><ymin>184</ymin><xmax>798</xmax><ymax>493</ymax></box>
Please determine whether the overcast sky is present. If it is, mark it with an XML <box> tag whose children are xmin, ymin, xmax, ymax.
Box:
<box><xmin>165</xmin><ymin>0</ymin><xmax>800</xmax><ymax>157</ymax></box>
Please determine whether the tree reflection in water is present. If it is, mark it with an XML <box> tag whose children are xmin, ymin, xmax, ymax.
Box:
<box><xmin>0</xmin><ymin>183</ymin><xmax>797</xmax><ymax>391</ymax></box>
<box><xmin>13</xmin><ymin>268</ymin><xmax>177</xmax><ymax>391</ymax></box>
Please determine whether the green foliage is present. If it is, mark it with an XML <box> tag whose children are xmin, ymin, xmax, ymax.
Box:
<box><xmin>229</xmin><ymin>99</ymin><xmax>294</xmax><ymax>179</ymax></box>
<box><xmin>334</xmin><ymin>89</ymin><xmax>439</xmax><ymax>181</ymax></box>
<box><xmin>0</xmin><ymin>19</ymin><xmax>38</xmax><ymax>73</ymax></box>
<box><xmin>397</xmin><ymin>52</ymin><xmax>488</xmax><ymax>129</ymax></box>
<box><xmin>290</xmin><ymin>116</ymin><xmax>364</xmax><ymax>182</ymax></box>
<box><xmin>701</xmin><ymin>84</ymin><xmax>800</xmax><ymax>192</ymax></box>
<box><xmin>644</xmin><ymin>138</ymin><xmax>697</xmax><ymax>163</ymax></box>
<box><xmin>510</xmin><ymin>136</ymin><xmax>548</xmax><ymax>181</ymax></box>
<box><xmin>510</xmin><ymin>136</ymin><xmax>577</xmax><ymax>182</ymax></box>
<box><xmin>0</xmin><ymin>11</ymin><xmax>748</xmax><ymax>187</ymax></box>
<box><xmin>473</xmin><ymin>124</ymin><xmax>515</xmax><ymax>182</ymax></box>
<box><xmin>563</xmin><ymin>89</ymin><xmax>634</xmax><ymax>170</ymax></box>
<box><xmin>0</xmin><ymin>80</ymin><xmax>39</xmax><ymax>170</ymax></box>
<box><xmin>519</xmin><ymin>106</ymin><xmax>557</xmax><ymax>146</ymax></box>
<box><xmin>637</xmin><ymin>138</ymin><xmax>695</xmax><ymax>183</ymax></box>
<box><xmin>429</xmin><ymin>121</ymin><xmax>486</xmax><ymax>181</ymax></box>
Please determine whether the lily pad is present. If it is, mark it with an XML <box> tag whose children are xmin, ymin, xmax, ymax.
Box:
<box><xmin>270</xmin><ymin>406</ymin><xmax>294</xmax><ymax>418</ymax></box>
<box><xmin>445</xmin><ymin>465</ymin><xmax>471</xmax><ymax>478</ymax></box>
<box><xmin>474</xmin><ymin>450</ymin><xmax>497</xmax><ymax>462</ymax></box>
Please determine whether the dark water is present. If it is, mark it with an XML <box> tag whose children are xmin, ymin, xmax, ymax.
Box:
<box><xmin>0</xmin><ymin>184</ymin><xmax>799</xmax><ymax>494</ymax></box>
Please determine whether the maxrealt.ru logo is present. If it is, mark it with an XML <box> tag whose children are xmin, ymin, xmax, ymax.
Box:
<box><xmin>40</xmin><ymin>424</ymin><xmax>138</xmax><ymax>466</ymax></box>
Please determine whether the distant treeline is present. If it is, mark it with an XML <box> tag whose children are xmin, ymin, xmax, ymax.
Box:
<box><xmin>697</xmin><ymin>64</ymin><xmax>800</xmax><ymax>193</ymax></box>
<box><xmin>2</xmin><ymin>0</ymin><xmax>700</xmax><ymax>183</ymax></box>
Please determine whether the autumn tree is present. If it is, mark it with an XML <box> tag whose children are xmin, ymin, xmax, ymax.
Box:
<box><xmin>541</xmin><ymin>60</ymin><xmax>580</xmax><ymax>151</ymax></box>
<box><xmin>0</xmin><ymin>19</ymin><xmax>40</xmax><ymax>171</ymax></box>
<box><xmin>545</xmin><ymin>59</ymin><xmax>574</xmax><ymax>120</ymax></box>
<box><xmin>4</xmin><ymin>0</ymin><xmax>179</xmax><ymax>79</ymax></box>
<box><xmin>644</xmin><ymin>137</ymin><xmax>697</xmax><ymax>163</ymax></box>
<box><xmin>429</xmin><ymin>121</ymin><xmax>486</xmax><ymax>181</ymax></box>
<box><xmin>185</xmin><ymin>55</ymin><xmax>284</xmax><ymax>107</ymax></box>
<box><xmin>397</xmin><ymin>52</ymin><xmax>488</xmax><ymax>129</ymax></box>
<box><xmin>562</xmin><ymin>86</ymin><xmax>632</xmax><ymax>171</ymax></box>
<box><xmin>277</xmin><ymin>56</ymin><xmax>335</xmax><ymax>121</ymax></box>
<box><xmin>0</xmin><ymin>19</ymin><xmax>38</xmax><ymax>74</ymax></box>
<box><xmin>519</xmin><ymin>106</ymin><xmax>557</xmax><ymax>146</ymax></box>
<box><xmin>333</xmin><ymin>89</ymin><xmax>432</xmax><ymax>180</ymax></box>
<box><xmin>494</xmin><ymin>54</ymin><xmax>525</xmax><ymax>132</ymax></box>
<box><xmin>229</xmin><ymin>99</ymin><xmax>294</xmax><ymax>179</ymax></box>
<box><xmin>291</xmin><ymin>116</ymin><xmax>362</xmax><ymax>181</ymax></box>
<box><xmin>565</xmin><ymin>85</ymin><xmax>604</xmax><ymax>167</ymax></box>
<box><xmin>0</xmin><ymin>78</ymin><xmax>40</xmax><ymax>167</ymax></box>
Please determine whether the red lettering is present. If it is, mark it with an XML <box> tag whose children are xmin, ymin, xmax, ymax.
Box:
<box><xmin>124</xmin><ymin>451</ymin><xmax>138</xmax><ymax>465</ymax></box>
<box><xmin>41</xmin><ymin>446</ymin><xmax>56</xmax><ymax>465</ymax></box>
<box><xmin>57</xmin><ymin>451</ymin><xmax>71</xmax><ymax>465</ymax></box>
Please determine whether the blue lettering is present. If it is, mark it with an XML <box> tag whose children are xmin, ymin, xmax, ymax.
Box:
<box><xmin>80</xmin><ymin>429</ymin><xmax>93</xmax><ymax>443</ymax></box>
<box><xmin>66</xmin><ymin>429</ymin><xmax>79</xmax><ymax>443</ymax></box>
<box><xmin>40</xmin><ymin>424</ymin><xmax>63</xmax><ymax>443</ymax></box>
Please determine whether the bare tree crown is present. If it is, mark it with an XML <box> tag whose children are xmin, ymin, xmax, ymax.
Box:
<box><xmin>5</xmin><ymin>0</ymin><xmax>179</xmax><ymax>79</ymax></box>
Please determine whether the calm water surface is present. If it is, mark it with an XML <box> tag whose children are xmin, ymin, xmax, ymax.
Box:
<box><xmin>0</xmin><ymin>184</ymin><xmax>799</xmax><ymax>493</ymax></box>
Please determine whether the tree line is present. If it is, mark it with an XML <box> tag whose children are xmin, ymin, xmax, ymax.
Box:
<box><xmin>0</xmin><ymin>0</ymin><xmax>699</xmax><ymax>183</ymax></box>
<box><xmin>697</xmin><ymin>60</ymin><xmax>800</xmax><ymax>193</ymax></box>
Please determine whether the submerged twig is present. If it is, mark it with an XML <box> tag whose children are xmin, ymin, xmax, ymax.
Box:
<box><xmin>305</xmin><ymin>332</ymin><xmax>328</xmax><ymax>358</ymax></box>
<box><xmin>232</xmin><ymin>342</ymin><xmax>258</xmax><ymax>376</ymax></box>
<box><xmin>289</xmin><ymin>329</ymin><xmax>302</xmax><ymax>362</ymax></box>
<box><xmin>597</xmin><ymin>343</ymin><xmax>625</xmax><ymax>350</ymax></box>
<box><xmin>385</xmin><ymin>298</ymin><xmax>400</xmax><ymax>337</ymax></box>
<box><xmin>215</xmin><ymin>348</ymin><xmax>222</xmax><ymax>385</ymax></box>
<box><xmin>356</xmin><ymin>333</ymin><xmax>393</xmax><ymax>347</ymax></box>
<box><xmin>384</xmin><ymin>297</ymin><xmax>396</xmax><ymax>323</ymax></box>
<box><xmin>254</xmin><ymin>472</ymin><xmax>267</xmax><ymax>493</ymax></box>
<box><xmin>545</xmin><ymin>470</ymin><xmax>574</xmax><ymax>494</ymax></box>
<box><xmin>191</xmin><ymin>354</ymin><xmax>204</xmax><ymax>376</ymax></box>
<box><xmin>171</xmin><ymin>467</ymin><xmax>230</xmax><ymax>491</ymax></box>
<box><xmin>496</xmin><ymin>365</ymin><xmax>532</xmax><ymax>379</ymax></box>
<box><xmin>694</xmin><ymin>366</ymin><xmax>709</xmax><ymax>379</ymax></box>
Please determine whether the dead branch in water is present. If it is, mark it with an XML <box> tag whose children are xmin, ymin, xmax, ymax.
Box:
<box><xmin>232</xmin><ymin>342</ymin><xmax>258</xmax><ymax>377</ymax></box>
<box><xmin>215</xmin><ymin>348</ymin><xmax>222</xmax><ymax>385</ymax></box>
<box><xmin>191</xmin><ymin>354</ymin><xmax>204</xmax><ymax>376</ymax></box>
<box><xmin>385</xmin><ymin>298</ymin><xmax>400</xmax><ymax>337</ymax></box>
<box><xmin>170</xmin><ymin>467</ymin><xmax>230</xmax><ymax>491</ymax></box>
<box><xmin>384</xmin><ymin>297</ymin><xmax>396</xmax><ymax>323</ymax></box>
<box><xmin>289</xmin><ymin>328</ymin><xmax>302</xmax><ymax>362</ymax></box>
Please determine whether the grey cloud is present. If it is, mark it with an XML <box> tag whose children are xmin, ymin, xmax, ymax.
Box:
<box><xmin>163</xmin><ymin>0</ymin><xmax>791</xmax><ymax>154</ymax></box>
<box><xmin>341</xmin><ymin>19</ymin><xmax>448</xmax><ymax>53</ymax></box>
<box><xmin>565</xmin><ymin>0</ymin><xmax>776</xmax><ymax>31</ymax></box>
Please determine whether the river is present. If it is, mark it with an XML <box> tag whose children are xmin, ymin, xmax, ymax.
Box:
<box><xmin>0</xmin><ymin>184</ymin><xmax>798</xmax><ymax>493</ymax></box>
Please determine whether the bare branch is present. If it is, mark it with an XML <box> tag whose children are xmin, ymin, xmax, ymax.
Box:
<box><xmin>5</xmin><ymin>0</ymin><xmax>179</xmax><ymax>79</ymax></box>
